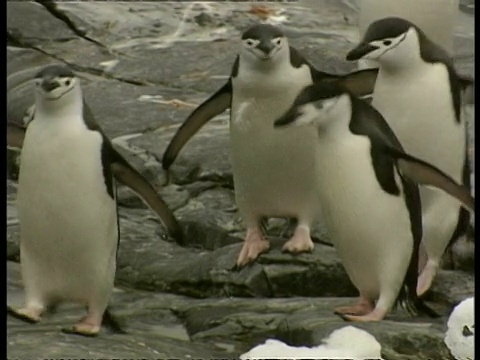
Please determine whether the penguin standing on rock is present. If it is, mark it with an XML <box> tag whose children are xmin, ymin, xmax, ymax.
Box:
<box><xmin>274</xmin><ymin>82</ymin><xmax>474</xmax><ymax>322</ymax></box>
<box><xmin>7</xmin><ymin>64</ymin><xmax>182</xmax><ymax>336</ymax></box>
<box><xmin>346</xmin><ymin>17</ymin><xmax>474</xmax><ymax>296</ymax></box>
<box><xmin>161</xmin><ymin>23</ymin><xmax>379</xmax><ymax>267</ymax></box>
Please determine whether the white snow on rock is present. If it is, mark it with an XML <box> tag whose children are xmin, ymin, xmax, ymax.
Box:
<box><xmin>445</xmin><ymin>297</ymin><xmax>474</xmax><ymax>360</ymax></box>
<box><xmin>240</xmin><ymin>325</ymin><xmax>383</xmax><ymax>360</ymax></box>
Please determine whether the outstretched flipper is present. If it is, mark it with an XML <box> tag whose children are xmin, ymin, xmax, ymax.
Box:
<box><xmin>110</xmin><ymin>150</ymin><xmax>183</xmax><ymax>243</ymax></box>
<box><xmin>161</xmin><ymin>81</ymin><xmax>232</xmax><ymax>172</ymax></box>
<box><xmin>392</xmin><ymin>150</ymin><xmax>475</xmax><ymax>212</ymax></box>
<box><xmin>79</xmin><ymin>102</ymin><xmax>184</xmax><ymax>243</ymax></box>
<box><xmin>7</xmin><ymin>121</ymin><xmax>26</xmax><ymax>149</ymax></box>
<box><xmin>314</xmin><ymin>68</ymin><xmax>379</xmax><ymax>99</ymax></box>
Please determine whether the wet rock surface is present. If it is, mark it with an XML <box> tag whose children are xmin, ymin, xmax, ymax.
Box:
<box><xmin>7</xmin><ymin>1</ymin><xmax>474</xmax><ymax>359</ymax></box>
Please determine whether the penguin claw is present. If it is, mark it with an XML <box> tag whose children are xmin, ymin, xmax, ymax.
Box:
<box><xmin>236</xmin><ymin>241</ymin><xmax>270</xmax><ymax>268</ymax></box>
<box><xmin>337</xmin><ymin>312</ymin><xmax>385</xmax><ymax>322</ymax></box>
<box><xmin>7</xmin><ymin>306</ymin><xmax>41</xmax><ymax>324</ymax></box>
<box><xmin>282</xmin><ymin>227</ymin><xmax>314</xmax><ymax>254</ymax></box>
<box><xmin>61</xmin><ymin>325</ymin><xmax>100</xmax><ymax>337</ymax></box>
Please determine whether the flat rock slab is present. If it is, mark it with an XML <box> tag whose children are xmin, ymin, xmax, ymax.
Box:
<box><xmin>7</xmin><ymin>261</ymin><xmax>457</xmax><ymax>360</ymax></box>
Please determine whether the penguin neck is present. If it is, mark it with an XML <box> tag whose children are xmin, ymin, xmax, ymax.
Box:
<box><xmin>380</xmin><ymin>32</ymin><xmax>425</xmax><ymax>74</ymax></box>
<box><xmin>316</xmin><ymin>95</ymin><xmax>353</xmax><ymax>138</ymax></box>
<box><xmin>36</xmin><ymin>86</ymin><xmax>84</xmax><ymax>122</ymax></box>
<box><xmin>240</xmin><ymin>50</ymin><xmax>290</xmax><ymax>75</ymax></box>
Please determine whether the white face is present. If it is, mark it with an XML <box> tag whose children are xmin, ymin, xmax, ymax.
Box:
<box><xmin>359</xmin><ymin>28</ymin><xmax>418</xmax><ymax>66</ymax></box>
<box><xmin>35</xmin><ymin>75</ymin><xmax>78</xmax><ymax>102</ymax></box>
<box><xmin>288</xmin><ymin>97</ymin><xmax>342</xmax><ymax>128</ymax></box>
<box><xmin>241</xmin><ymin>36</ymin><xmax>286</xmax><ymax>61</ymax></box>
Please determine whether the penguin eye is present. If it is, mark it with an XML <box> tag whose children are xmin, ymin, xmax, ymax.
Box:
<box><xmin>65</xmin><ymin>79</ymin><xmax>72</xmax><ymax>86</ymax></box>
<box><xmin>244</xmin><ymin>39</ymin><xmax>256</xmax><ymax>47</ymax></box>
<box><xmin>383</xmin><ymin>40</ymin><xmax>392</xmax><ymax>46</ymax></box>
<box><xmin>273</xmin><ymin>38</ymin><xmax>282</xmax><ymax>46</ymax></box>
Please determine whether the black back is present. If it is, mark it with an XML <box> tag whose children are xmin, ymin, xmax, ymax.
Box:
<box><xmin>82</xmin><ymin>102</ymin><xmax>134</xmax><ymax>252</ymax></box>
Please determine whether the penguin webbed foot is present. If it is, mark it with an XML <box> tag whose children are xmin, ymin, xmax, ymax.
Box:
<box><xmin>62</xmin><ymin>314</ymin><xmax>102</xmax><ymax>337</ymax></box>
<box><xmin>282</xmin><ymin>226</ymin><xmax>314</xmax><ymax>254</ymax></box>
<box><xmin>236</xmin><ymin>228</ymin><xmax>270</xmax><ymax>268</ymax></box>
<box><xmin>337</xmin><ymin>309</ymin><xmax>386</xmax><ymax>322</ymax></box>
<box><xmin>61</xmin><ymin>325</ymin><xmax>100</xmax><ymax>337</ymax></box>
<box><xmin>334</xmin><ymin>297</ymin><xmax>374</xmax><ymax>316</ymax></box>
<box><xmin>7</xmin><ymin>305</ymin><xmax>42</xmax><ymax>324</ymax></box>
<box><xmin>416</xmin><ymin>260</ymin><xmax>438</xmax><ymax>297</ymax></box>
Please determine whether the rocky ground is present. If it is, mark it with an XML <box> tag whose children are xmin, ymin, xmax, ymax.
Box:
<box><xmin>7</xmin><ymin>1</ymin><xmax>474</xmax><ymax>359</ymax></box>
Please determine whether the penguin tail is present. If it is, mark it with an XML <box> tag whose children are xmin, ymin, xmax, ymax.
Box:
<box><xmin>102</xmin><ymin>308</ymin><xmax>127</xmax><ymax>334</ymax></box>
<box><xmin>398</xmin><ymin>266</ymin><xmax>440</xmax><ymax>319</ymax></box>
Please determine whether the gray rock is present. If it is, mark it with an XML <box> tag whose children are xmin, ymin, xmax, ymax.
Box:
<box><xmin>6</xmin><ymin>2</ymin><xmax>474</xmax><ymax>359</ymax></box>
<box><xmin>7</xmin><ymin>2</ymin><xmax>76</xmax><ymax>43</ymax></box>
<box><xmin>7</xmin><ymin>262</ymin><xmax>233</xmax><ymax>359</ymax></box>
<box><xmin>424</xmin><ymin>269</ymin><xmax>475</xmax><ymax>307</ymax></box>
<box><xmin>131</xmin><ymin>119</ymin><xmax>233</xmax><ymax>185</ymax></box>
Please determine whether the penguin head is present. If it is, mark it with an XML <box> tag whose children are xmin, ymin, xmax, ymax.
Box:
<box><xmin>240</xmin><ymin>24</ymin><xmax>288</xmax><ymax>64</ymax></box>
<box><xmin>274</xmin><ymin>82</ymin><xmax>351</xmax><ymax>129</ymax></box>
<box><xmin>346</xmin><ymin>17</ymin><xmax>421</xmax><ymax>68</ymax></box>
<box><xmin>34</xmin><ymin>64</ymin><xmax>80</xmax><ymax>104</ymax></box>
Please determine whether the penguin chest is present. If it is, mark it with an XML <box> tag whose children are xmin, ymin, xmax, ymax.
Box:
<box><xmin>229</xmin><ymin>68</ymin><xmax>320</xmax><ymax>218</ymax></box>
<box><xmin>316</xmin><ymin>135</ymin><xmax>413</xmax><ymax>292</ymax></box>
<box><xmin>372</xmin><ymin>65</ymin><xmax>465</xmax><ymax>181</ymax></box>
<box><xmin>17</xmin><ymin>118</ymin><xmax>118</xmax><ymax>280</ymax></box>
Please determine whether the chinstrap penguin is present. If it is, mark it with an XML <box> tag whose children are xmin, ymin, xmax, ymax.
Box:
<box><xmin>7</xmin><ymin>64</ymin><xmax>182</xmax><ymax>336</ymax></box>
<box><xmin>161</xmin><ymin>23</ymin><xmax>379</xmax><ymax>267</ymax></box>
<box><xmin>346</xmin><ymin>17</ymin><xmax>474</xmax><ymax>296</ymax></box>
<box><xmin>274</xmin><ymin>82</ymin><xmax>474</xmax><ymax>322</ymax></box>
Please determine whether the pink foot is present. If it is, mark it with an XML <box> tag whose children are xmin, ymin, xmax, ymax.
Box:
<box><xmin>338</xmin><ymin>307</ymin><xmax>387</xmax><ymax>322</ymax></box>
<box><xmin>62</xmin><ymin>315</ymin><xmax>102</xmax><ymax>337</ymax></box>
<box><xmin>334</xmin><ymin>297</ymin><xmax>374</xmax><ymax>316</ymax></box>
<box><xmin>7</xmin><ymin>306</ymin><xmax>42</xmax><ymax>324</ymax></box>
<box><xmin>236</xmin><ymin>228</ymin><xmax>270</xmax><ymax>268</ymax></box>
<box><xmin>417</xmin><ymin>262</ymin><xmax>438</xmax><ymax>296</ymax></box>
<box><xmin>418</xmin><ymin>242</ymin><xmax>428</xmax><ymax>274</ymax></box>
<box><xmin>282</xmin><ymin>225</ymin><xmax>314</xmax><ymax>253</ymax></box>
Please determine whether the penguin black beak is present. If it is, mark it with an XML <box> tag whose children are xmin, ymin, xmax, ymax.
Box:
<box><xmin>257</xmin><ymin>41</ymin><xmax>275</xmax><ymax>56</ymax></box>
<box><xmin>274</xmin><ymin>107</ymin><xmax>298</xmax><ymax>128</ymax></box>
<box><xmin>346</xmin><ymin>43</ymin><xmax>378</xmax><ymax>61</ymax></box>
<box><xmin>41</xmin><ymin>79</ymin><xmax>60</xmax><ymax>92</ymax></box>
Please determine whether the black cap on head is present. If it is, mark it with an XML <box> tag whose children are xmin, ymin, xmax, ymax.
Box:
<box><xmin>35</xmin><ymin>64</ymin><xmax>75</xmax><ymax>79</ymax></box>
<box><xmin>241</xmin><ymin>23</ymin><xmax>284</xmax><ymax>40</ymax></box>
<box><xmin>363</xmin><ymin>17</ymin><xmax>416</xmax><ymax>43</ymax></box>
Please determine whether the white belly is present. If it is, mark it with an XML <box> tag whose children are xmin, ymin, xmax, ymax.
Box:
<box><xmin>372</xmin><ymin>66</ymin><xmax>465</xmax><ymax>186</ymax></box>
<box><xmin>317</xmin><ymin>134</ymin><xmax>413</xmax><ymax>298</ymax></box>
<box><xmin>17</xmin><ymin>117</ymin><xmax>118</xmax><ymax>303</ymax></box>
<box><xmin>230</xmin><ymin>65</ymin><xmax>321</xmax><ymax>223</ymax></box>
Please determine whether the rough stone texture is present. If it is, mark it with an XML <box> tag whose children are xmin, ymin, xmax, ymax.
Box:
<box><xmin>7</xmin><ymin>1</ymin><xmax>474</xmax><ymax>359</ymax></box>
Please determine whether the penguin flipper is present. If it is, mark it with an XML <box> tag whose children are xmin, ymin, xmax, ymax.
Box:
<box><xmin>311</xmin><ymin>67</ymin><xmax>379</xmax><ymax>98</ymax></box>
<box><xmin>335</xmin><ymin>68</ymin><xmax>379</xmax><ymax>98</ymax></box>
<box><xmin>161</xmin><ymin>81</ymin><xmax>232</xmax><ymax>171</ymax></box>
<box><xmin>393</xmin><ymin>151</ymin><xmax>475</xmax><ymax>212</ymax></box>
<box><xmin>110</xmin><ymin>157</ymin><xmax>183</xmax><ymax>243</ymax></box>
<box><xmin>7</xmin><ymin>121</ymin><xmax>26</xmax><ymax>149</ymax></box>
